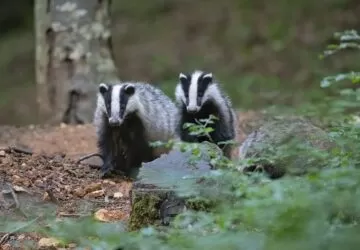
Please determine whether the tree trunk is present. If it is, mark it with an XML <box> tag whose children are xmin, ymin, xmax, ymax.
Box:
<box><xmin>35</xmin><ymin>0</ymin><xmax>119</xmax><ymax>124</ymax></box>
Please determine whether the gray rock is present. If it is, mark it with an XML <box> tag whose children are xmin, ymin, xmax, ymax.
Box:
<box><xmin>239</xmin><ymin>117</ymin><xmax>337</xmax><ymax>178</ymax></box>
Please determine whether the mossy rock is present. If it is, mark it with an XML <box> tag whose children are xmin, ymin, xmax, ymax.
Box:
<box><xmin>129</xmin><ymin>142</ymin><xmax>220</xmax><ymax>231</ymax></box>
<box><xmin>239</xmin><ymin>116</ymin><xmax>337</xmax><ymax>178</ymax></box>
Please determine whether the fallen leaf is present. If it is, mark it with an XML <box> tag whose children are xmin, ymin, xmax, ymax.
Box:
<box><xmin>84</xmin><ymin>182</ymin><xmax>102</xmax><ymax>194</ymax></box>
<box><xmin>38</xmin><ymin>237</ymin><xmax>61</xmax><ymax>248</ymax></box>
<box><xmin>113</xmin><ymin>192</ymin><xmax>124</xmax><ymax>198</ymax></box>
<box><xmin>42</xmin><ymin>192</ymin><xmax>50</xmax><ymax>201</ymax></box>
<box><xmin>1</xmin><ymin>243</ymin><xmax>12</xmax><ymax>250</ymax></box>
<box><xmin>34</xmin><ymin>179</ymin><xmax>43</xmax><ymax>187</ymax></box>
<box><xmin>73</xmin><ymin>187</ymin><xmax>86</xmax><ymax>197</ymax></box>
<box><xmin>84</xmin><ymin>189</ymin><xmax>105</xmax><ymax>198</ymax></box>
<box><xmin>94</xmin><ymin>208</ymin><xmax>127</xmax><ymax>222</ymax></box>
<box><xmin>17</xmin><ymin>234</ymin><xmax>26</xmax><ymax>240</ymax></box>
<box><xmin>13</xmin><ymin>185</ymin><xmax>31</xmax><ymax>194</ymax></box>
<box><xmin>102</xmin><ymin>180</ymin><xmax>116</xmax><ymax>185</ymax></box>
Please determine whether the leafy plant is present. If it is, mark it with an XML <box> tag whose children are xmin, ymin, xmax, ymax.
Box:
<box><xmin>320</xmin><ymin>30</ymin><xmax>360</xmax><ymax>88</ymax></box>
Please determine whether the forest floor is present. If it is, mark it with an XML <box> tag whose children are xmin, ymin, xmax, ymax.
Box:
<box><xmin>0</xmin><ymin>111</ymin><xmax>259</xmax><ymax>249</ymax></box>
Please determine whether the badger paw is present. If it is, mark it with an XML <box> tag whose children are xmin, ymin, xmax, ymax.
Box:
<box><xmin>100</xmin><ymin>162</ymin><xmax>116</xmax><ymax>178</ymax></box>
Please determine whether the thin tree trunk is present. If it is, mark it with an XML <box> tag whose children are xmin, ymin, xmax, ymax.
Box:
<box><xmin>35</xmin><ymin>0</ymin><xmax>118</xmax><ymax>124</ymax></box>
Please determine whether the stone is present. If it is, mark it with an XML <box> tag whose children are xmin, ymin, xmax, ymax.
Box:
<box><xmin>239</xmin><ymin>116</ymin><xmax>337</xmax><ymax>178</ymax></box>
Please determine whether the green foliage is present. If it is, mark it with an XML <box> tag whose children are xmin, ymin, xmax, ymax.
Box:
<box><xmin>150</xmin><ymin>114</ymin><xmax>234</xmax><ymax>169</ymax></box>
<box><xmin>320</xmin><ymin>30</ymin><xmax>360</xmax><ymax>88</ymax></box>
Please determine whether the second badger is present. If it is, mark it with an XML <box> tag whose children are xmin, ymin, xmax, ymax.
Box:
<box><xmin>175</xmin><ymin>70</ymin><xmax>237</xmax><ymax>158</ymax></box>
<box><xmin>94</xmin><ymin>81</ymin><xmax>178</xmax><ymax>177</ymax></box>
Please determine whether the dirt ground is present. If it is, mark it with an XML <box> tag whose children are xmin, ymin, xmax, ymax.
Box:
<box><xmin>0</xmin><ymin>111</ymin><xmax>261</xmax><ymax>249</ymax></box>
<box><xmin>0</xmin><ymin>124</ymin><xmax>133</xmax><ymax>249</ymax></box>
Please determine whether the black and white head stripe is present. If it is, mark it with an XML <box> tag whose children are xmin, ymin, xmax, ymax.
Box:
<box><xmin>94</xmin><ymin>81</ymin><xmax>178</xmax><ymax>141</ymax></box>
<box><xmin>97</xmin><ymin>82</ymin><xmax>136</xmax><ymax>125</ymax></box>
<box><xmin>176</xmin><ymin>70</ymin><xmax>215</xmax><ymax>112</ymax></box>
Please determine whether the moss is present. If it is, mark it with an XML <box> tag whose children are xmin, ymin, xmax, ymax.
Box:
<box><xmin>128</xmin><ymin>193</ymin><xmax>163</xmax><ymax>231</ymax></box>
<box><xmin>185</xmin><ymin>197</ymin><xmax>215</xmax><ymax>212</ymax></box>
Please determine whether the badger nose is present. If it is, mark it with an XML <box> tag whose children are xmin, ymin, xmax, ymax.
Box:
<box><xmin>187</xmin><ymin>106</ymin><xmax>199</xmax><ymax>114</ymax></box>
<box><xmin>108</xmin><ymin>117</ymin><xmax>121</xmax><ymax>126</ymax></box>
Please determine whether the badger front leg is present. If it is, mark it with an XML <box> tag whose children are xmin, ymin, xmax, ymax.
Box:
<box><xmin>98</xmin><ymin>127</ymin><xmax>119</xmax><ymax>178</ymax></box>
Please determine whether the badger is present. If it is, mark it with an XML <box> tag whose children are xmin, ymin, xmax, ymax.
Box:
<box><xmin>93</xmin><ymin>81</ymin><xmax>178</xmax><ymax>178</ymax></box>
<box><xmin>175</xmin><ymin>70</ymin><xmax>237</xmax><ymax>158</ymax></box>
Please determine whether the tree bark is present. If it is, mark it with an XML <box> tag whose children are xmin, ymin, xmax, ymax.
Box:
<box><xmin>35</xmin><ymin>0</ymin><xmax>118</xmax><ymax>124</ymax></box>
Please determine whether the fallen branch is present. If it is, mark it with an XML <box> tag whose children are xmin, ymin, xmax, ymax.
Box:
<box><xmin>4</xmin><ymin>146</ymin><xmax>33</xmax><ymax>155</ymax></box>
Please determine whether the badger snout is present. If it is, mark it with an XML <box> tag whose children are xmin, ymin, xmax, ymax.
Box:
<box><xmin>108</xmin><ymin>117</ymin><xmax>122</xmax><ymax>126</ymax></box>
<box><xmin>186</xmin><ymin>105</ymin><xmax>200</xmax><ymax>114</ymax></box>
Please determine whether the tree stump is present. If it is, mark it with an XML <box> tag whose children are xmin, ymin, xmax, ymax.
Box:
<box><xmin>129</xmin><ymin>143</ymin><xmax>219</xmax><ymax>231</ymax></box>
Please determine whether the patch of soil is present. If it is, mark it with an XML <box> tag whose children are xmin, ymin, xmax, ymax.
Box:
<box><xmin>0</xmin><ymin>123</ymin><xmax>97</xmax><ymax>159</ymax></box>
<box><xmin>0</xmin><ymin>123</ymin><xmax>132</xmax><ymax>249</ymax></box>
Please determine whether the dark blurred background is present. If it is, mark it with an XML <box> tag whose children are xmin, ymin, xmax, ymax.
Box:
<box><xmin>0</xmin><ymin>0</ymin><xmax>359</xmax><ymax>125</ymax></box>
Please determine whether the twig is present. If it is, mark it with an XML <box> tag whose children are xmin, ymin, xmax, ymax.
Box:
<box><xmin>45</xmin><ymin>189</ymin><xmax>59</xmax><ymax>204</ymax></box>
<box><xmin>58</xmin><ymin>212</ymin><xmax>91</xmax><ymax>218</ymax></box>
<box><xmin>0</xmin><ymin>233</ymin><xmax>10</xmax><ymax>245</ymax></box>
<box><xmin>0</xmin><ymin>216</ymin><xmax>40</xmax><ymax>245</ymax></box>
<box><xmin>6</xmin><ymin>183</ymin><xmax>29</xmax><ymax>218</ymax></box>
<box><xmin>7</xmin><ymin>146</ymin><xmax>33</xmax><ymax>155</ymax></box>
<box><xmin>77</xmin><ymin>153</ymin><xmax>103</xmax><ymax>163</ymax></box>
<box><xmin>6</xmin><ymin>183</ymin><xmax>20</xmax><ymax>209</ymax></box>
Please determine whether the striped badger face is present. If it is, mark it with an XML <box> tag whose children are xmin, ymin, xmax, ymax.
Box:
<box><xmin>176</xmin><ymin>70</ymin><xmax>214</xmax><ymax>113</ymax></box>
<box><xmin>98</xmin><ymin>82</ymin><xmax>136</xmax><ymax>126</ymax></box>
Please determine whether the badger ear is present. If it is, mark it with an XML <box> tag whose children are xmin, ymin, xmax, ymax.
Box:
<box><xmin>124</xmin><ymin>84</ymin><xmax>135</xmax><ymax>95</ymax></box>
<box><xmin>179</xmin><ymin>73</ymin><xmax>189</xmax><ymax>85</ymax></box>
<box><xmin>99</xmin><ymin>83</ymin><xmax>109</xmax><ymax>94</ymax></box>
<box><xmin>202</xmin><ymin>73</ymin><xmax>213</xmax><ymax>84</ymax></box>
<box><xmin>179</xmin><ymin>73</ymin><xmax>187</xmax><ymax>81</ymax></box>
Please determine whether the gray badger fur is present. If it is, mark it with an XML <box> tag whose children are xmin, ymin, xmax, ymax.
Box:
<box><xmin>94</xmin><ymin>81</ymin><xmax>178</xmax><ymax>178</ymax></box>
<box><xmin>175</xmin><ymin>70</ymin><xmax>237</xmax><ymax>158</ymax></box>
